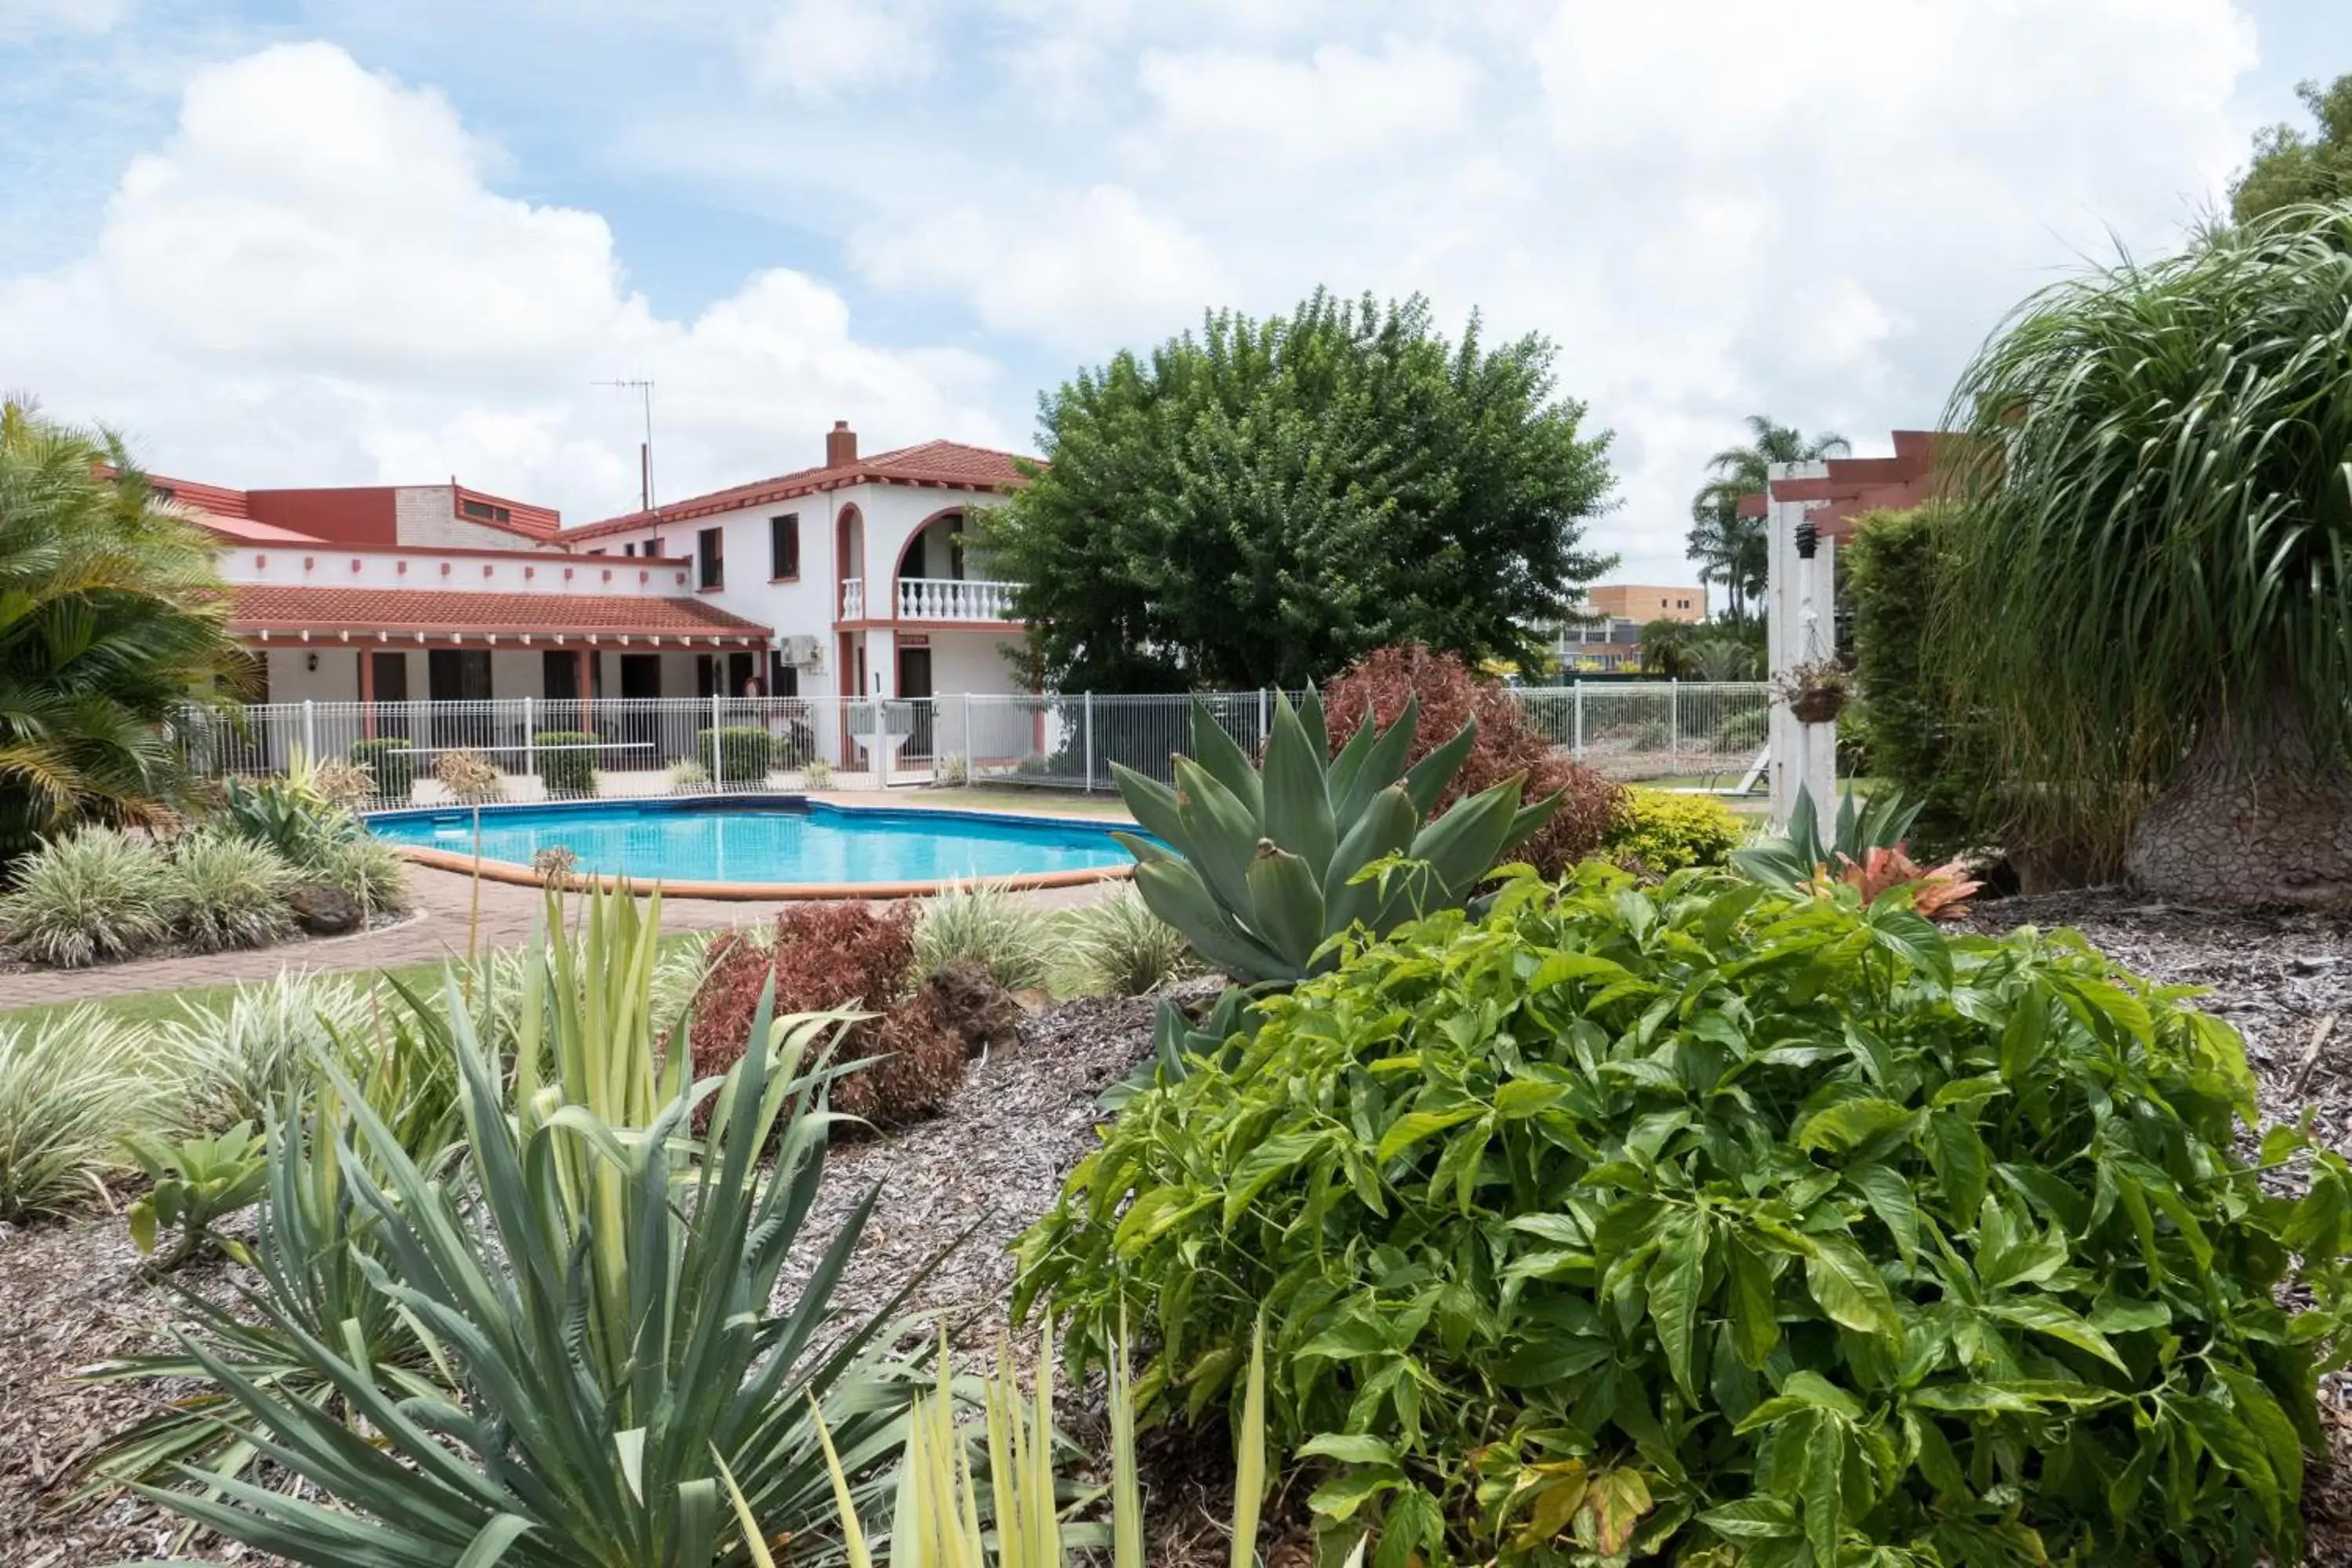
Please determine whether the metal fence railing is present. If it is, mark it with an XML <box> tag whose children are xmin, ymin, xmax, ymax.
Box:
<box><xmin>1513</xmin><ymin>681</ymin><xmax>1770</xmax><ymax>785</ymax></box>
<box><xmin>182</xmin><ymin>681</ymin><xmax>1773</xmax><ymax>806</ymax></box>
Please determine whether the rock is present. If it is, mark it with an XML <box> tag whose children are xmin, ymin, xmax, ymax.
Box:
<box><xmin>286</xmin><ymin>882</ymin><xmax>361</xmax><ymax>935</ymax></box>
<box><xmin>915</xmin><ymin>958</ymin><xmax>1021</xmax><ymax>1058</ymax></box>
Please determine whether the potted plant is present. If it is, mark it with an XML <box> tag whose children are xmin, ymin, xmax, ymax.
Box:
<box><xmin>1773</xmin><ymin>657</ymin><xmax>1853</xmax><ymax>724</ymax></box>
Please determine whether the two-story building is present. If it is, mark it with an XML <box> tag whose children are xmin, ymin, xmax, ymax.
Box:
<box><xmin>557</xmin><ymin>421</ymin><xmax>1032</xmax><ymax>709</ymax></box>
<box><xmin>176</xmin><ymin>421</ymin><xmax>1036</xmax><ymax>715</ymax></box>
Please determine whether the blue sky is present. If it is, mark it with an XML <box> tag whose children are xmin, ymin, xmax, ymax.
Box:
<box><xmin>3</xmin><ymin>0</ymin><xmax>2343</xmax><ymax>580</ymax></box>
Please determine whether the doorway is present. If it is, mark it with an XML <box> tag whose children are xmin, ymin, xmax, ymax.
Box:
<box><xmin>897</xmin><ymin>644</ymin><xmax>933</xmax><ymax>760</ymax></box>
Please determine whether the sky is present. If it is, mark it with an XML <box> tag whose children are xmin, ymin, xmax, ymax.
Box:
<box><xmin>1</xmin><ymin>0</ymin><xmax>2343</xmax><ymax>585</ymax></box>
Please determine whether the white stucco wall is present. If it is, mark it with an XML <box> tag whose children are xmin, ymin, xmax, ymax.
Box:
<box><xmin>564</xmin><ymin>483</ymin><xmax>1025</xmax><ymax>697</ymax></box>
<box><xmin>220</xmin><ymin>543</ymin><xmax>694</xmax><ymax>598</ymax></box>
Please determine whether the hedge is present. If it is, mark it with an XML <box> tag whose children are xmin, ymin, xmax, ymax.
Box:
<box><xmin>531</xmin><ymin>731</ymin><xmax>597</xmax><ymax>795</ymax></box>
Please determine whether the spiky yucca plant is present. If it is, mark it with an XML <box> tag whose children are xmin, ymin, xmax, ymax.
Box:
<box><xmin>1936</xmin><ymin>202</ymin><xmax>2352</xmax><ymax>903</ymax></box>
<box><xmin>118</xmin><ymin>888</ymin><xmax>930</xmax><ymax>1567</ymax></box>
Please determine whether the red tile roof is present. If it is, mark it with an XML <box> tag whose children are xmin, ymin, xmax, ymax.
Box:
<box><xmin>197</xmin><ymin>514</ymin><xmax>328</xmax><ymax>545</ymax></box>
<box><xmin>562</xmin><ymin>439</ymin><xmax>1036</xmax><ymax>541</ymax></box>
<box><xmin>227</xmin><ymin>586</ymin><xmax>774</xmax><ymax>642</ymax></box>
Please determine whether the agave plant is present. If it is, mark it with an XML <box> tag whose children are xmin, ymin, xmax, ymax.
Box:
<box><xmin>1113</xmin><ymin>691</ymin><xmax>1559</xmax><ymax>986</ymax></box>
<box><xmin>114</xmin><ymin>887</ymin><xmax>931</xmax><ymax>1567</ymax></box>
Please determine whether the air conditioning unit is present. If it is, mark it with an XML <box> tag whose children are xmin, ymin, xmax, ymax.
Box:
<box><xmin>781</xmin><ymin>634</ymin><xmax>826</xmax><ymax>670</ymax></box>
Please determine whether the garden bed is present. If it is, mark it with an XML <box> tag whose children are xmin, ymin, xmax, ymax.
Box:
<box><xmin>11</xmin><ymin>899</ymin><xmax>2352</xmax><ymax>1563</ymax></box>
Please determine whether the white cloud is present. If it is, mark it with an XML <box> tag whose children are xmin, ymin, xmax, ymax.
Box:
<box><xmin>851</xmin><ymin>183</ymin><xmax>1232</xmax><ymax>350</ymax></box>
<box><xmin>1135</xmin><ymin>39</ymin><xmax>1478</xmax><ymax>165</ymax></box>
<box><xmin>747</xmin><ymin>0</ymin><xmax>935</xmax><ymax>98</ymax></box>
<box><xmin>0</xmin><ymin>0</ymin><xmax>127</xmax><ymax>41</ymax></box>
<box><xmin>0</xmin><ymin>42</ymin><xmax>1007</xmax><ymax>525</ymax></box>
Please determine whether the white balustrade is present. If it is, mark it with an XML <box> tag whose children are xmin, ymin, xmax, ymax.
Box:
<box><xmin>839</xmin><ymin>577</ymin><xmax>865</xmax><ymax>619</ymax></box>
<box><xmin>895</xmin><ymin>578</ymin><xmax>1019</xmax><ymax>622</ymax></box>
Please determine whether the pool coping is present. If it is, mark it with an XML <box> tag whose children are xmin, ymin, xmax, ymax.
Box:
<box><xmin>368</xmin><ymin>793</ymin><xmax>1143</xmax><ymax>902</ymax></box>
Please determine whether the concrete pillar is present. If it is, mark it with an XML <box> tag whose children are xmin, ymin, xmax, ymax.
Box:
<box><xmin>1766</xmin><ymin>460</ymin><xmax>1839</xmax><ymax>832</ymax></box>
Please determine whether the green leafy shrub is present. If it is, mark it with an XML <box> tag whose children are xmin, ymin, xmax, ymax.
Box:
<box><xmin>347</xmin><ymin>737</ymin><xmax>416</xmax><ymax>800</ymax></box>
<box><xmin>1602</xmin><ymin>790</ymin><xmax>1748</xmax><ymax>875</ymax></box>
<box><xmin>697</xmin><ymin>724</ymin><xmax>775</xmax><ymax>784</ymax></box>
<box><xmin>913</xmin><ymin>880</ymin><xmax>1049</xmax><ymax>993</ymax></box>
<box><xmin>1019</xmin><ymin>868</ymin><xmax>2351</xmax><ymax>1567</ymax></box>
<box><xmin>168</xmin><ymin>830</ymin><xmax>297</xmax><ymax>952</ymax></box>
<box><xmin>1733</xmin><ymin>783</ymin><xmax>1921</xmax><ymax>889</ymax></box>
<box><xmin>1054</xmin><ymin>884</ymin><xmax>1196</xmax><ymax>997</ymax></box>
<box><xmin>0</xmin><ymin>1006</ymin><xmax>161</xmax><ymax>1220</ymax></box>
<box><xmin>532</xmin><ymin>728</ymin><xmax>597</xmax><ymax>794</ymax></box>
<box><xmin>122</xmin><ymin>891</ymin><xmax>929</xmax><ymax>1563</ymax></box>
<box><xmin>0</xmin><ymin>826</ymin><xmax>174</xmax><ymax>966</ymax></box>
<box><xmin>122</xmin><ymin>1120</ymin><xmax>268</xmax><ymax>1272</ymax></box>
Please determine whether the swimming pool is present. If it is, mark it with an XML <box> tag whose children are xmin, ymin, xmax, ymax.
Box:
<box><xmin>365</xmin><ymin>798</ymin><xmax>1139</xmax><ymax>898</ymax></box>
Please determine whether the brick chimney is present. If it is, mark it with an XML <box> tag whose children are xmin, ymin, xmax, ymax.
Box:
<box><xmin>826</xmin><ymin>419</ymin><xmax>857</xmax><ymax>467</ymax></box>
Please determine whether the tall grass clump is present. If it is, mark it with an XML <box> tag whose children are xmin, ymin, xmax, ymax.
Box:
<box><xmin>169</xmin><ymin>831</ymin><xmax>297</xmax><ymax>952</ymax></box>
<box><xmin>305</xmin><ymin>829</ymin><xmax>409</xmax><ymax>916</ymax></box>
<box><xmin>1054</xmin><ymin>884</ymin><xmax>1195</xmax><ymax>997</ymax></box>
<box><xmin>0</xmin><ymin>826</ymin><xmax>173</xmax><ymax>966</ymax></box>
<box><xmin>0</xmin><ymin>1007</ymin><xmax>165</xmax><ymax>1220</ymax></box>
<box><xmin>912</xmin><ymin>880</ymin><xmax>1050</xmax><ymax>993</ymax></box>
<box><xmin>162</xmin><ymin>971</ymin><xmax>376</xmax><ymax>1130</ymax></box>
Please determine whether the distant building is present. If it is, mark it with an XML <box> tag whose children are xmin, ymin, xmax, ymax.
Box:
<box><xmin>1544</xmin><ymin>581</ymin><xmax>1708</xmax><ymax>672</ymax></box>
<box><xmin>1588</xmin><ymin>584</ymin><xmax>1705</xmax><ymax>623</ymax></box>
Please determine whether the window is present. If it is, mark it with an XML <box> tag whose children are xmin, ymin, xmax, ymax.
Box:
<box><xmin>769</xmin><ymin>513</ymin><xmax>800</xmax><ymax>579</ymax></box>
<box><xmin>543</xmin><ymin>648</ymin><xmax>582</xmax><ymax>701</ymax></box>
<box><xmin>646</xmin><ymin>535</ymin><xmax>662</xmax><ymax>557</ymax></box>
<box><xmin>459</xmin><ymin>498</ymin><xmax>514</xmax><ymax>524</ymax></box>
<box><xmin>588</xmin><ymin>548</ymin><xmax>606</xmax><ymax>556</ymax></box>
<box><xmin>623</xmin><ymin>542</ymin><xmax>636</xmax><ymax>557</ymax></box>
<box><xmin>697</xmin><ymin>527</ymin><xmax>724</xmax><ymax>590</ymax></box>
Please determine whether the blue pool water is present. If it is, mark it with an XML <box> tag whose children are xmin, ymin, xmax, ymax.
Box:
<box><xmin>366</xmin><ymin>800</ymin><xmax>1137</xmax><ymax>887</ymax></box>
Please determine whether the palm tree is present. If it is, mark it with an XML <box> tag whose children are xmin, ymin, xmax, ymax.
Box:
<box><xmin>0</xmin><ymin>400</ymin><xmax>241</xmax><ymax>860</ymax></box>
<box><xmin>1935</xmin><ymin>204</ymin><xmax>2352</xmax><ymax>906</ymax></box>
<box><xmin>1686</xmin><ymin>416</ymin><xmax>1852</xmax><ymax>619</ymax></box>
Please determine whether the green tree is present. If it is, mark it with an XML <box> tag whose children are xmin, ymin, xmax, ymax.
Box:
<box><xmin>979</xmin><ymin>289</ymin><xmax>1618</xmax><ymax>691</ymax></box>
<box><xmin>1636</xmin><ymin>616</ymin><xmax>1695</xmax><ymax>677</ymax></box>
<box><xmin>1936</xmin><ymin>205</ymin><xmax>2352</xmax><ymax>906</ymax></box>
<box><xmin>0</xmin><ymin>400</ymin><xmax>240</xmax><ymax>859</ymax></box>
<box><xmin>2231</xmin><ymin>74</ymin><xmax>2352</xmax><ymax>223</ymax></box>
<box><xmin>1685</xmin><ymin>415</ymin><xmax>1849</xmax><ymax>619</ymax></box>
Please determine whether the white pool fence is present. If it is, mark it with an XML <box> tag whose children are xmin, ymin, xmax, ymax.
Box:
<box><xmin>180</xmin><ymin>682</ymin><xmax>1771</xmax><ymax>807</ymax></box>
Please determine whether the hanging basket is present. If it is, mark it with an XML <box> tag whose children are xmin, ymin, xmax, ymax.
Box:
<box><xmin>1789</xmin><ymin>685</ymin><xmax>1848</xmax><ymax>725</ymax></box>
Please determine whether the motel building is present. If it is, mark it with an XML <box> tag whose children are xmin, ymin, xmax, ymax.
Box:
<box><xmin>174</xmin><ymin>423</ymin><xmax>1038</xmax><ymax>785</ymax></box>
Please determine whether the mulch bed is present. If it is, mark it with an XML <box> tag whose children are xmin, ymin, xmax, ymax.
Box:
<box><xmin>8</xmin><ymin>899</ymin><xmax>2352</xmax><ymax>1563</ymax></box>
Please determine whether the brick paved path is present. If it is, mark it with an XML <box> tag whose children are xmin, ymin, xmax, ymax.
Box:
<box><xmin>0</xmin><ymin>862</ymin><xmax>1110</xmax><ymax>1012</ymax></box>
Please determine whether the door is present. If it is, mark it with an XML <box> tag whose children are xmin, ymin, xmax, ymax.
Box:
<box><xmin>369</xmin><ymin>652</ymin><xmax>408</xmax><ymax>740</ymax></box>
<box><xmin>427</xmin><ymin>648</ymin><xmax>495</xmax><ymax>758</ymax></box>
<box><xmin>619</xmin><ymin>654</ymin><xmax>661</xmax><ymax>768</ymax></box>
<box><xmin>897</xmin><ymin>645</ymin><xmax>934</xmax><ymax>763</ymax></box>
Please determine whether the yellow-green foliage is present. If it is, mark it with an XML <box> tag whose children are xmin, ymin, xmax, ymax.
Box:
<box><xmin>1601</xmin><ymin>789</ymin><xmax>1745</xmax><ymax>874</ymax></box>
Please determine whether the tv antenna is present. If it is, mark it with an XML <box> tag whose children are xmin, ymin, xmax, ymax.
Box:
<box><xmin>595</xmin><ymin>378</ymin><xmax>656</xmax><ymax>513</ymax></box>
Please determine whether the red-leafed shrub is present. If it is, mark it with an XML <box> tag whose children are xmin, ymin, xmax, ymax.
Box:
<box><xmin>1322</xmin><ymin>644</ymin><xmax>1623</xmax><ymax>877</ymax></box>
<box><xmin>690</xmin><ymin>902</ymin><xmax>966</xmax><ymax>1124</ymax></box>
